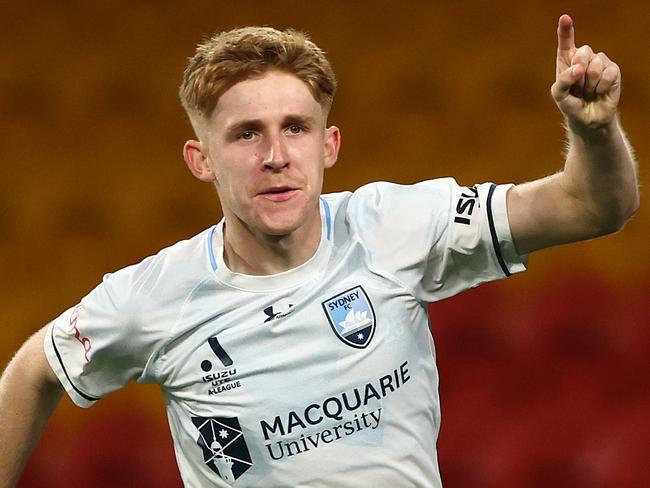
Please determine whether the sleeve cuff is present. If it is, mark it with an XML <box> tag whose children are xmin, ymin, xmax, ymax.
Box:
<box><xmin>487</xmin><ymin>183</ymin><xmax>528</xmax><ymax>277</ymax></box>
<box><xmin>43</xmin><ymin>321</ymin><xmax>99</xmax><ymax>408</ymax></box>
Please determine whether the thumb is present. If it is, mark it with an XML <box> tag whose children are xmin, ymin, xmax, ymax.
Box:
<box><xmin>551</xmin><ymin>63</ymin><xmax>584</xmax><ymax>102</ymax></box>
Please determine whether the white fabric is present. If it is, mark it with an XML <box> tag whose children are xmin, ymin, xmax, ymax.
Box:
<box><xmin>44</xmin><ymin>178</ymin><xmax>526</xmax><ymax>487</ymax></box>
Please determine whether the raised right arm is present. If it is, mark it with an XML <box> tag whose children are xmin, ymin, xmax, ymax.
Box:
<box><xmin>0</xmin><ymin>326</ymin><xmax>64</xmax><ymax>488</ymax></box>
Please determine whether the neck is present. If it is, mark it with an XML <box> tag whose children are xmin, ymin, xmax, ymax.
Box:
<box><xmin>221</xmin><ymin>213</ymin><xmax>322</xmax><ymax>276</ymax></box>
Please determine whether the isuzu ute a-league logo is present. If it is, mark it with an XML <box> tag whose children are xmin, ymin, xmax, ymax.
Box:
<box><xmin>192</xmin><ymin>416</ymin><xmax>253</xmax><ymax>484</ymax></box>
<box><xmin>322</xmin><ymin>285</ymin><xmax>376</xmax><ymax>348</ymax></box>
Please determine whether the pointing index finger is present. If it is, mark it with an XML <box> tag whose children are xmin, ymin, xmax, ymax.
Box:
<box><xmin>557</xmin><ymin>14</ymin><xmax>575</xmax><ymax>54</ymax></box>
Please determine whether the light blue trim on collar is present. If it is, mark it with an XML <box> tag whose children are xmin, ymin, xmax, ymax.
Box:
<box><xmin>207</xmin><ymin>225</ymin><xmax>218</xmax><ymax>271</ymax></box>
<box><xmin>321</xmin><ymin>197</ymin><xmax>332</xmax><ymax>241</ymax></box>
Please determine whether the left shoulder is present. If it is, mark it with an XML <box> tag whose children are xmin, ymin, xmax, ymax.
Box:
<box><xmin>341</xmin><ymin>178</ymin><xmax>457</xmax><ymax>225</ymax></box>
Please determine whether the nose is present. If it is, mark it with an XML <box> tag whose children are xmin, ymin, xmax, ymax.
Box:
<box><xmin>262</xmin><ymin>133</ymin><xmax>289</xmax><ymax>170</ymax></box>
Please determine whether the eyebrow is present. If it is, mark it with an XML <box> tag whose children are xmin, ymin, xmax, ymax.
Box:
<box><xmin>225</xmin><ymin>114</ymin><xmax>316</xmax><ymax>135</ymax></box>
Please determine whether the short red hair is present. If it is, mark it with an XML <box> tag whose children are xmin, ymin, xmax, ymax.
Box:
<box><xmin>179</xmin><ymin>26</ymin><xmax>337</xmax><ymax>133</ymax></box>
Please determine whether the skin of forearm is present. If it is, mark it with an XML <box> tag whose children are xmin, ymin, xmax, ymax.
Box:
<box><xmin>560</xmin><ymin>116</ymin><xmax>639</xmax><ymax>235</ymax></box>
<box><xmin>0</xmin><ymin>330</ymin><xmax>63</xmax><ymax>488</ymax></box>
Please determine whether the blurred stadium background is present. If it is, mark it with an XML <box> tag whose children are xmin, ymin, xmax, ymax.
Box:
<box><xmin>1</xmin><ymin>1</ymin><xmax>648</xmax><ymax>486</ymax></box>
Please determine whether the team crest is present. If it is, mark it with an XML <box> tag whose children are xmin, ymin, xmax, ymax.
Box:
<box><xmin>192</xmin><ymin>416</ymin><xmax>253</xmax><ymax>484</ymax></box>
<box><xmin>322</xmin><ymin>286</ymin><xmax>376</xmax><ymax>348</ymax></box>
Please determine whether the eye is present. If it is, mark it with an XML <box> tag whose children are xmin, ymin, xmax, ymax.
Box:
<box><xmin>287</xmin><ymin>125</ymin><xmax>303</xmax><ymax>135</ymax></box>
<box><xmin>240</xmin><ymin>131</ymin><xmax>255</xmax><ymax>141</ymax></box>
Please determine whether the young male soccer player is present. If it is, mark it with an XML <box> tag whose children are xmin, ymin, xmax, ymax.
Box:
<box><xmin>0</xmin><ymin>14</ymin><xmax>638</xmax><ymax>487</ymax></box>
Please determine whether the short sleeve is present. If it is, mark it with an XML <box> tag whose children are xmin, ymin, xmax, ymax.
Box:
<box><xmin>43</xmin><ymin>265</ymin><xmax>159</xmax><ymax>408</ymax></box>
<box><xmin>348</xmin><ymin>178</ymin><xmax>527</xmax><ymax>302</ymax></box>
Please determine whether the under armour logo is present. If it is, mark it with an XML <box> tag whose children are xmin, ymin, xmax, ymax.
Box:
<box><xmin>263</xmin><ymin>299</ymin><xmax>294</xmax><ymax>323</ymax></box>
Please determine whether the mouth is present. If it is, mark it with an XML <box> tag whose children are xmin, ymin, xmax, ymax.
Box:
<box><xmin>258</xmin><ymin>186</ymin><xmax>299</xmax><ymax>202</ymax></box>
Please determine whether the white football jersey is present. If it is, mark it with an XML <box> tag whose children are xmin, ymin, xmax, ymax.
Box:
<box><xmin>44</xmin><ymin>178</ymin><xmax>526</xmax><ymax>487</ymax></box>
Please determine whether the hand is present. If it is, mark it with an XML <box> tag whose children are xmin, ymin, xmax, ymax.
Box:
<box><xmin>551</xmin><ymin>14</ymin><xmax>621</xmax><ymax>129</ymax></box>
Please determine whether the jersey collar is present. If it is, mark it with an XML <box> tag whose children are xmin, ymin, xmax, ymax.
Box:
<box><xmin>207</xmin><ymin>198</ymin><xmax>333</xmax><ymax>292</ymax></box>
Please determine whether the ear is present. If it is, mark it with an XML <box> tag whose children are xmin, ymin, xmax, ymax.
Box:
<box><xmin>183</xmin><ymin>139</ymin><xmax>215</xmax><ymax>182</ymax></box>
<box><xmin>323</xmin><ymin>125</ymin><xmax>341</xmax><ymax>169</ymax></box>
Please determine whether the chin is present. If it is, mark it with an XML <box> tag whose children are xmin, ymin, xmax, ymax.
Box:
<box><xmin>254</xmin><ymin>206</ymin><xmax>303</xmax><ymax>233</ymax></box>
<box><xmin>258</xmin><ymin>220</ymin><xmax>302</xmax><ymax>237</ymax></box>
<box><xmin>256</xmin><ymin>209</ymin><xmax>310</xmax><ymax>236</ymax></box>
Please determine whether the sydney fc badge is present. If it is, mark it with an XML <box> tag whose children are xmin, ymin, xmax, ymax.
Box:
<box><xmin>322</xmin><ymin>286</ymin><xmax>376</xmax><ymax>348</ymax></box>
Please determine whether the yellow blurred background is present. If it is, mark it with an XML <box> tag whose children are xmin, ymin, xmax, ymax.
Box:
<box><xmin>1</xmin><ymin>1</ymin><xmax>648</xmax><ymax>487</ymax></box>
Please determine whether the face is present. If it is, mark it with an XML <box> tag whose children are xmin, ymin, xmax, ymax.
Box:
<box><xmin>184</xmin><ymin>71</ymin><xmax>340</xmax><ymax>240</ymax></box>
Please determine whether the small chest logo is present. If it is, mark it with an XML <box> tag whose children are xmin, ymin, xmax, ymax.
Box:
<box><xmin>192</xmin><ymin>416</ymin><xmax>253</xmax><ymax>484</ymax></box>
<box><xmin>199</xmin><ymin>336</ymin><xmax>243</xmax><ymax>396</ymax></box>
<box><xmin>263</xmin><ymin>299</ymin><xmax>294</xmax><ymax>323</ymax></box>
<box><xmin>322</xmin><ymin>286</ymin><xmax>376</xmax><ymax>348</ymax></box>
